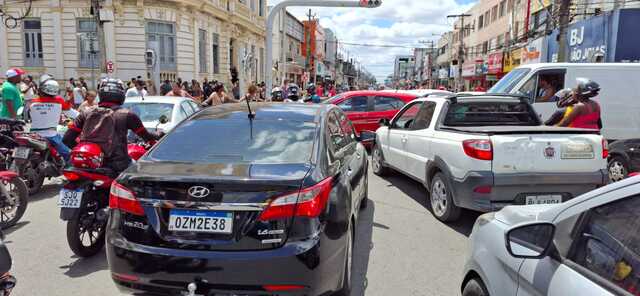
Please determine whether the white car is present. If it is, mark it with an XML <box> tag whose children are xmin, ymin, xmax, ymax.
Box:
<box><xmin>371</xmin><ymin>95</ymin><xmax>608</xmax><ymax>222</ymax></box>
<box><xmin>381</xmin><ymin>88</ymin><xmax>453</xmax><ymax>97</ymax></box>
<box><xmin>122</xmin><ymin>96</ymin><xmax>201</xmax><ymax>133</ymax></box>
<box><xmin>461</xmin><ymin>175</ymin><xmax>640</xmax><ymax>296</ymax></box>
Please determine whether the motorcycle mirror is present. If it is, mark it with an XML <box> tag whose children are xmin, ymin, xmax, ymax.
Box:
<box><xmin>158</xmin><ymin>115</ymin><xmax>169</xmax><ymax>124</ymax></box>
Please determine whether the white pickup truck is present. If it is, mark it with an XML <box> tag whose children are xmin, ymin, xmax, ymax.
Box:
<box><xmin>370</xmin><ymin>95</ymin><xmax>608</xmax><ymax>222</ymax></box>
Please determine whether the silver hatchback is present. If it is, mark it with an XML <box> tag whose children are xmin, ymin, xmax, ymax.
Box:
<box><xmin>462</xmin><ymin>175</ymin><xmax>640</xmax><ymax>296</ymax></box>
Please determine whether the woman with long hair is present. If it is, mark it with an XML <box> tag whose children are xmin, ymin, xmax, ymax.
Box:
<box><xmin>556</xmin><ymin>78</ymin><xmax>602</xmax><ymax>130</ymax></box>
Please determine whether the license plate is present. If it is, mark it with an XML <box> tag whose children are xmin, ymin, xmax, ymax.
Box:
<box><xmin>168</xmin><ymin>209</ymin><xmax>233</xmax><ymax>234</ymax></box>
<box><xmin>561</xmin><ymin>142</ymin><xmax>594</xmax><ymax>159</ymax></box>
<box><xmin>58</xmin><ymin>189</ymin><xmax>83</xmax><ymax>208</ymax></box>
<box><xmin>526</xmin><ymin>194</ymin><xmax>562</xmax><ymax>205</ymax></box>
<box><xmin>12</xmin><ymin>147</ymin><xmax>30</xmax><ymax>159</ymax></box>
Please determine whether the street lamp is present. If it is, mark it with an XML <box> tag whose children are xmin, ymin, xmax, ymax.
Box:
<box><xmin>265</xmin><ymin>0</ymin><xmax>381</xmax><ymax>100</ymax></box>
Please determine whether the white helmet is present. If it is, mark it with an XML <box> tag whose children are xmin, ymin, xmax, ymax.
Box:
<box><xmin>39</xmin><ymin>78</ymin><xmax>60</xmax><ymax>96</ymax></box>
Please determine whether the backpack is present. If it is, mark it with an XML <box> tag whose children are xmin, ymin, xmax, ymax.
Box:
<box><xmin>79</xmin><ymin>106</ymin><xmax>119</xmax><ymax>158</ymax></box>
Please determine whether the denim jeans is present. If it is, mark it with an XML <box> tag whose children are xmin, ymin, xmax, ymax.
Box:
<box><xmin>45</xmin><ymin>134</ymin><xmax>70</xmax><ymax>161</ymax></box>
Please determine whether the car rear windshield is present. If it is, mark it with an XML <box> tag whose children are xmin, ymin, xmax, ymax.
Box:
<box><xmin>123</xmin><ymin>102</ymin><xmax>173</xmax><ymax>123</ymax></box>
<box><xmin>149</xmin><ymin>119</ymin><xmax>317</xmax><ymax>164</ymax></box>
<box><xmin>443</xmin><ymin>101</ymin><xmax>539</xmax><ymax>126</ymax></box>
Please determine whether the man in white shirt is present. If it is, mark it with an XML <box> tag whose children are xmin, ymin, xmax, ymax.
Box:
<box><xmin>125</xmin><ymin>80</ymin><xmax>148</xmax><ymax>98</ymax></box>
<box><xmin>72</xmin><ymin>81</ymin><xmax>86</xmax><ymax>108</ymax></box>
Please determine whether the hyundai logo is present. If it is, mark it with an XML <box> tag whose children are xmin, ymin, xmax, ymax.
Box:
<box><xmin>188</xmin><ymin>186</ymin><xmax>210</xmax><ymax>198</ymax></box>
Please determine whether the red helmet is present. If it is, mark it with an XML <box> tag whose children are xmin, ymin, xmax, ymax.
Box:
<box><xmin>70</xmin><ymin>142</ymin><xmax>104</xmax><ymax>169</ymax></box>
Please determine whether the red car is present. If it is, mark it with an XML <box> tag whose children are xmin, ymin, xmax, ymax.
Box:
<box><xmin>325</xmin><ymin>91</ymin><xmax>418</xmax><ymax>135</ymax></box>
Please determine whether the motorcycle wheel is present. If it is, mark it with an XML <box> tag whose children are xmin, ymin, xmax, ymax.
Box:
<box><xmin>10</xmin><ymin>161</ymin><xmax>44</xmax><ymax>195</ymax></box>
<box><xmin>66</xmin><ymin>198</ymin><xmax>106</xmax><ymax>258</ymax></box>
<box><xmin>0</xmin><ymin>177</ymin><xmax>28</xmax><ymax>229</ymax></box>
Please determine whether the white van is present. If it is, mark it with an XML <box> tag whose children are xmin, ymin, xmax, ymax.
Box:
<box><xmin>488</xmin><ymin>63</ymin><xmax>640</xmax><ymax>140</ymax></box>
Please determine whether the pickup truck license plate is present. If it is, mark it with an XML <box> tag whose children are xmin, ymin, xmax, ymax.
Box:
<box><xmin>526</xmin><ymin>195</ymin><xmax>562</xmax><ymax>205</ymax></box>
<box><xmin>168</xmin><ymin>209</ymin><xmax>233</xmax><ymax>234</ymax></box>
<box><xmin>58</xmin><ymin>189</ymin><xmax>83</xmax><ymax>208</ymax></box>
<box><xmin>12</xmin><ymin>147</ymin><xmax>30</xmax><ymax>159</ymax></box>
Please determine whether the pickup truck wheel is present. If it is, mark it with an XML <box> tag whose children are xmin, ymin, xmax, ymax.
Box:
<box><xmin>608</xmin><ymin>156</ymin><xmax>629</xmax><ymax>182</ymax></box>
<box><xmin>372</xmin><ymin>143</ymin><xmax>389</xmax><ymax>176</ymax></box>
<box><xmin>430</xmin><ymin>173</ymin><xmax>461</xmax><ymax>222</ymax></box>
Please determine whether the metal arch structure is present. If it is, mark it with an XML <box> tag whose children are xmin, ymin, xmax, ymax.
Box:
<box><xmin>265</xmin><ymin>0</ymin><xmax>381</xmax><ymax>101</ymax></box>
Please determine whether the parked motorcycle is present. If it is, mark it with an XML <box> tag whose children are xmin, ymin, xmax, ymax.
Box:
<box><xmin>0</xmin><ymin>171</ymin><xmax>28</xmax><ymax>230</ymax></box>
<box><xmin>58</xmin><ymin>116</ymin><xmax>165</xmax><ymax>257</ymax></box>
<box><xmin>0</xmin><ymin>119</ymin><xmax>25</xmax><ymax>171</ymax></box>
<box><xmin>9</xmin><ymin>131</ymin><xmax>65</xmax><ymax>194</ymax></box>
<box><xmin>0</xmin><ymin>230</ymin><xmax>16</xmax><ymax>296</ymax></box>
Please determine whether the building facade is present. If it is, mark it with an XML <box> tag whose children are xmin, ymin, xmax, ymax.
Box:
<box><xmin>0</xmin><ymin>0</ymin><xmax>266</xmax><ymax>89</ymax></box>
<box><xmin>271</xmin><ymin>8</ymin><xmax>304</xmax><ymax>86</ymax></box>
<box><xmin>323</xmin><ymin>28</ymin><xmax>337</xmax><ymax>82</ymax></box>
<box><xmin>393</xmin><ymin>55</ymin><xmax>414</xmax><ymax>85</ymax></box>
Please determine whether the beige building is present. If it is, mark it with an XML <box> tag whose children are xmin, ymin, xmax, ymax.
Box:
<box><xmin>0</xmin><ymin>0</ymin><xmax>266</xmax><ymax>89</ymax></box>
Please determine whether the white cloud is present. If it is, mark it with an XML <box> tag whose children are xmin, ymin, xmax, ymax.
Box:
<box><xmin>270</xmin><ymin>0</ymin><xmax>474</xmax><ymax>81</ymax></box>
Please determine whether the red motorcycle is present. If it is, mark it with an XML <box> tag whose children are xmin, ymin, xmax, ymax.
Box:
<box><xmin>9</xmin><ymin>131</ymin><xmax>65</xmax><ymax>194</ymax></box>
<box><xmin>58</xmin><ymin>141</ymin><xmax>153</xmax><ymax>257</ymax></box>
<box><xmin>0</xmin><ymin>171</ymin><xmax>28</xmax><ymax>230</ymax></box>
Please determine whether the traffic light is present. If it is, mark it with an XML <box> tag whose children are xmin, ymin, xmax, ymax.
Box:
<box><xmin>359</xmin><ymin>0</ymin><xmax>382</xmax><ymax>8</ymax></box>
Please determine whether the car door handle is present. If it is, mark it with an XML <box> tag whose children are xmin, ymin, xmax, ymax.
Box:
<box><xmin>347</xmin><ymin>168</ymin><xmax>353</xmax><ymax>176</ymax></box>
<box><xmin>356</xmin><ymin>152</ymin><xmax>361</xmax><ymax>159</ymax></box>
<box><xmin>401</xmin><ymin>136</ymin><xmax>408</xmax><ymax>143</ymax></box>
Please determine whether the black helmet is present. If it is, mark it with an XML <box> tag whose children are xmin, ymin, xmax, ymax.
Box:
<box><xmin>98</xmin><ymin>78</ymin><xmax>126</xmax><ymax>105</ymax></box>
<box><xmin>575</xmin><ymin>78</ymin><xmax>600</xmax><ymax>98</ymax></box>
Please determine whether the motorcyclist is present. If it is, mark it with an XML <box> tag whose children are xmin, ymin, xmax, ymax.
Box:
<box><xmin>271</xmin><ymin>86</ymin><xmax>284</xmax><ymax>102</ymax></box>
<box><xmin>545</xmin><ymin>78</ymin><xmax>602</xmax><ymax>130</ymax></box>
<box><xmin>284</xmin><ymin>84</ymin><xmax>301</xmax><ymax>103</ymax></box>
<box><xmin>62</xmin><ymin>78</ymin><xmax>163</xmax><ymax>173</ymax></box>
<box><xmin>305</xmin><ymin>83</ymin><xmax>321</xmax><ymax>103</ymax></box>
<box><xmin>29</xmin><ymin>75</ymin><xmax>78</xmax><ymax>161</ymax></box>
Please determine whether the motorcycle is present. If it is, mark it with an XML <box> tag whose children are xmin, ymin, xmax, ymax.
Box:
<box><xmin>58</xmin><ymin>115</ymin><xmax>166</xmax><ymax>257</ymax></box>
<box><xmin>9</xmin><ymin>131</ymin><xmax>65</xmax><ymax>195</ymax></box>
<box><xmin>0</xmin><ymin>171</ymin><xmax>28</xmax><ymax>230</ymax></box>
<box><xmin>0</xmin><ymin>119</ymin><xmax>25</xmax><ymax>171</ymax></box>
<box><xmin>0</xmin><ymin>230</ymin><xmax>16</xmax><ymax>296</ymax></box>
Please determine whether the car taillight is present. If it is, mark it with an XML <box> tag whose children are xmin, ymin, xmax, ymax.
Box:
<box><xmin>602</xmin><ymin>139</ymin><xmax>609</xmax><ymax>159</ymax></box>
<box><xmin>258</xmin><ymin>177</ymin><xmax>333</xmax><ymax>221</ymax></box>
<box><xmin>263</xmin><ymin>285</ymin><xmax>305</xmax><ymax>292</ymax></box>
<box><xmin>109</xmin><ymin>181</ymin><xmax>144</xmax><ymax>216</ymax></box>
<box><xmin>462</xmin><ymin>139</ymin><xmax>493</xmax><ymax>160</ymax></box>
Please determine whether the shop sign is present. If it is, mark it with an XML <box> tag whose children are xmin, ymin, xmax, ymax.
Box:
<box><xmin>531</xmin><ymin>0</ymin><xmax>551</xmax><ymax>14</ymax></box>
<box><xmin>461</xmin><ymin>62</ymin><xmax>476</xmax><ymax>77</ymax></box>
<box><xmin>449</xmin><ymin>65</ymin><xmax>459</xmax><ymax>78</ymax></box>
<box><xmin>475</xmin><ymin>60</ymin><xmax>487</xmax><ymax>75</ymax></box>
<box><xmin>487</xmin><ymin>52</ymin><xmax>503</xmax><ymax>74</ymax></box>
<box><xmin>438</xmin><ymin>68</ymin><xmax>449</xmax><ymax>79</ymax></box>
<box><xmin>548</xmin><ymin>14</ymin><xmax>608</xmax><ymax>63</ymax></box>
<box><xmin>521</xmin><ymin>37</ymin><xmax>545</xmax><ymax>64</ymax></box>
<box><xmin>503</xmin><ymin>48</ymin><xmax>522</xmax><ymax>72</ymax></box>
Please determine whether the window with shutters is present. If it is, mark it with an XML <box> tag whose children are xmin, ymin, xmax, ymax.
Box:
<box><xmin>23</xmin><ymin>19</ymin><xmax>43</xmax><ymax>67</ymax></box>
<box><xmin>78</xmin><ymin>19</ymin><xmax>99</xmax><ymax>68</ymax></box>
<box><xmin>146</xmin><ymin>21</ymin><xmax>177</xmax><ymax>71</ymax></box>
<box><xmin>199</xmin><ymin>29</ymin><xmax>207</xmax><ymax>73</ymax></box>
<box><xmin>212</xmin><ymin>33</ymin><xmax>220</xmax><ymax>74</ymax></box>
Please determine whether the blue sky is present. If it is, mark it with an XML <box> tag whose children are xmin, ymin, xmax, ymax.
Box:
<box><xmin>272</xmin><ymin>0</ymin><xmax>476</xmax><ymax>82</ymax></box>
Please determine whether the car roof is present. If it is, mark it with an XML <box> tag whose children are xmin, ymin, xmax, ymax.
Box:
<box><xmin>338</xmin><ymin>90</ymin><xmax>418</xmax><ymax>99</ymax></box>
<box><xmin>413</xmin><ymin>94</ymin><xmax>528</xmax><ymax>104</ymax></box>
<box><xmin>516</xmin><ymin>62</ymin><xmax>640</xmax><ymax>70</ymax></box>
<box><xmin>191</xmin><ymin>102</ymin><xmax>331</xmax><ymax>123</ymax></box>
<box><xmin>123</xmin><ymin>96</ymin><xmax>193</xmax><ymax>104</ymax></box>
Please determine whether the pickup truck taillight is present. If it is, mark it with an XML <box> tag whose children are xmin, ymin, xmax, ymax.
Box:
<box><xmin>463</xmin><ymin>139</ymin><xmax>493</xmax><ymax>161</ymax></box>
<box><xmin>602</xmin><ymin>139</ymin><xmax>609</xmax><ymax>159</ymax></box>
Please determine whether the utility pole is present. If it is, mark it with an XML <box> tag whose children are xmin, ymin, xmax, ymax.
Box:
<box><xmin>556</xmin><ymin>0</ymin><xmax>571</xmax><ymax>62</ymax></box>
<box><xmin>447</xmin><ymin>13</ymin><xmax>471</xmax><ymax>92</ymax></box>
<box><xmin>305</xmin><ymin>9</ymin><xmax>316</xmax><ymax>86</ymax></box>
<box><xmin>91</xmin><ymin>0</ymin><xmax>107</xmax><ymax>88</ymax></box>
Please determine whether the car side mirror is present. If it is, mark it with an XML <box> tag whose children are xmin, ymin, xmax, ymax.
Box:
<box><xmin>158</xmin><ymin>115</ymin><xmax>169</xmax><ymax>124</ymax></box>
<box><xmin>358</xmin><ymin>130</ymin><xmax>376</xmax><ymax>145</ymax></box>
<box><xmin>506</xmin><ymin>222</ymin><xmax>555</xmax><ymax>259</ymax></box>
<box><xmin>379</xmin><ymin>118</ymin><xmax>390</xmax><ymax>127</ymax></box>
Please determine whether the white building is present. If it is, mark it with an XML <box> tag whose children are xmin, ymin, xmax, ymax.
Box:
<box><xmin>393</xmin><ymin>55</ymin><xmax>415</xmax><ymax>82</ymax></box>
<box><xmin>270</xmin><ymin>7</ymin><xmax>305</xmax><ymax>86</ymax></box>
<box><xmin>0</xmin><ymin>0</ymin><xmax>266</xmax><ymax>89</ymax></box>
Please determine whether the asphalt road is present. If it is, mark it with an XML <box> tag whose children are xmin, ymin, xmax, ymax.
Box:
<box><xmin>7</xmin><ymin>167</ymin><xmax>480</xmax><ymax>296</ymax></box>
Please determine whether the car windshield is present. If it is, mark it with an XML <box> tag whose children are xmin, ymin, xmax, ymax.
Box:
<box><xmin>123</xmin><ymin>102</ymin><xmax>173</xmax><ymax>123</ymax></box>
<box><xmin>324</xmin><ymin>94</ymin><xmax>343</xmax><ymax>104</ymax></box>
<box><xmin>150</xmin><ymin>119</ymin><xmax>317</xmax><ymax>164</ymax></box>
<box><xmin>443</xmin><ymin>101</ymin><xmax>539</xmax><ymax>126</ymax></box>
<box><xmin>488</xmin><ymin>68</ymin><xmax>530</xmax><ymax>94</ymax></box>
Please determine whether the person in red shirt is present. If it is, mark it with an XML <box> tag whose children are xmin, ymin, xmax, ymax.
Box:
<box><xmin>316</xmin><ymin>84</ymin><xmax>324</xmax><ymax>97</ymax></box>
<box><xmin>328</xmin><ymin>84</ymin><xmax>337</xmax><ymax>97</ymax></box>
<box><xmin>30</xmin><ymin>75</ymin><xmax>78</xmax><ymax>161</ymax></box>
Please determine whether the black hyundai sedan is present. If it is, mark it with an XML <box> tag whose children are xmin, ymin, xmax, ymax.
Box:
<box><xmin>106</xmin><ymin>103</ymin><xmax>370</xmax><ymax>296</ymax></box>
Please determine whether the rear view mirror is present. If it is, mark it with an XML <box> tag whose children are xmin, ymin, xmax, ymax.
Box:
<box><xmin>379</xmin><ymin>118</ymin><xmax>390</xmax><ymax>127</ymax></box>
<box><xmin>506</xmin><ymin>222</ymin><xmax>555</xmax><ymax>259</ymax></box>
<box><xmin>358</xmin><ymin>130</ymin><xmax>376</xmax><ymax>145</ymax></box>
<box><xmin>158</xmin><ymin>115</ymin><xmax>169</xmax><ymax>124</ymax></box>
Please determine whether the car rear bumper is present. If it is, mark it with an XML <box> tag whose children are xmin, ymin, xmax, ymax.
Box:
<box><xmin>106</xmin><ymin>231</ymin><xmax>345</xmax><ymax>296</ymax></box>
<box><xmin>451</xmin><ymin>170</ymin><xmax>608</xmax><ymax>212</ymax></box>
